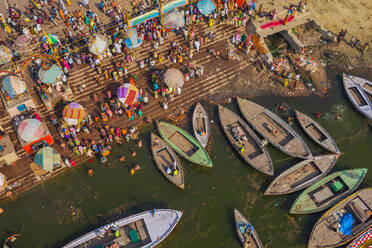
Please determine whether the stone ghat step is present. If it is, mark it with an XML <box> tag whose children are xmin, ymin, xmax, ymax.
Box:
<box><xmin>62</xmin><ymin>58</ymin><xmax>248</xmax><ymax>163</ymax></box>
<box><xmin>66</xmin><ymin>23</ymin><xmax>237</xmax><ymax>83</ymax></box>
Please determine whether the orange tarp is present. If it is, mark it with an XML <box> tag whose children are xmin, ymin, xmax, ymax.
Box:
<box><xmin>252</xmin><ymin>34</ymin><xmax>268</xmax><ymax>55</ymax></box>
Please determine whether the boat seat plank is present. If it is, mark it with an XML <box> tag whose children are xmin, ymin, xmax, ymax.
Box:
<box><xmin>348</xmin><ymin>198</ymin><xmax>370</xmax><ymax>223</ymax></box>
<box><xmin>349</xmin><ymin>87</ymin><xmax>367</xmax><ymax>106</ymax></box>
<box><xmin>135</xmin><ymin>220</ymin><xmax>148</xmax><ymax>240</ymax></box>
<box><xmin>168</xmin><ymin>131</ymin><xmax>198</xmax><ymax>156</ymax></box>
<box><xmin>313</xmin><ymin>187</ymin><xmax>334</xmax><ymax>203</ymax></box>
<box><xmin>256</xmin><ymin>113</ymin><xmax>294</xmax><ymax>146</ymax></box>
<box><xmin>305</xmin><ymin>123</ymin><xmax>327</xmax><ymax>142</ymax></box>
<box><xmin>289</xmin><ymin>162</ymin><xmax>321</xmax><ymax>188</ymax></box>
<box><xmin>118</xmin><ymin>227</ymin><xmax>131</xmax><ymax>245</ymax></box>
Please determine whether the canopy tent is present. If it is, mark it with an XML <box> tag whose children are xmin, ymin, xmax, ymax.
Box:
<box><xmin>0</xmin><ymin>46</ymin><xmax>13</xmax><ymax>65</ymax></box>
<box><xmin>164</xmin><ymin>68</ymin><xmax>184</xmax><ymax>88</ymax></box>
<box><xmin>38</xmin><ymin>64</ymin><xmax>63</xmax><ymax>84</ymax></box>
<box><xmin>117</xmin><ymin>83</ymin><xmax>139</xmax><ymax>105</ymax></box>
<box><xmin>18</xmin><ymin>119</ymin><xmax>46</xmax><ymax>143</ymax></box>
<box><xmin>2</xmin><ymin>75</ymin><xmax>26</xmax><ymax>97</ymax></box>
<box><xmin>163</xmin><ymin>10</ymin><xmax>185</xmax><ymax>29</ymax></box>
<box><xmin>88</xmin><ymin>34</ymin><xmax>109</xmax><ymax>55</ymax></box>
<box><xmin>0</xmin><ymin>172</ymin><xmax>6</xmax><ymax>189</ymax></box>
<box><xmin>42</xmin><ymin>33</ymin><xmax>59</xmax><ymax>45</ymax></box>
<box><xmin>197</xmin><ymin>0</ymin><xmax>216</xmax><ymax>16</ymax></box>
<box><xmin>63</xmin><ymin>102</ymin><xmax>87</xmax><ymax>126</ymax></box>
<box><xmin>124</xmin><ymin>28</ymin><xmax>142</xmax><ymax>49</ymax></box>
<box><xmin>34</xmin><ymin>146</ymin><xmax>61</xmax><ymax>172</ymax></box>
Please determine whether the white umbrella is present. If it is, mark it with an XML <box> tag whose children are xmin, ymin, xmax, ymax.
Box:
<box><xmin>88</xmin><ymin>34</ymin><xmax>108</xmax><ymax>55</ymax></box>
<box><xmin>164</xmin><ymin>68</ymin><xmax>184</xmax><ymax>88</ymax></box>
<box><xmin>163</xmin><ymin>10</ymin><xmax>185</xmax><ymax>29</ymax></box>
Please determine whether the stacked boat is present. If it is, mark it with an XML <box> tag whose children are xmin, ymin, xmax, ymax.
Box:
<box><xmin>216</xmin><ymin>98</ymin><xmax>370</xmax><ymax>248</ymax></box>
<box><xmin>151</xmin><ymin>103</ymin><xmax>212</xmax><ymax>189</ymax></box>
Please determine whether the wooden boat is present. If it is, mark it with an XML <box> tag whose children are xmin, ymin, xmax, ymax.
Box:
<box><xmin>345</xmin><ymin>74</ymin><xmax>372</xmax><ymax>96</ymax></box>
<box><xmin>192</xmin><ymin>102</ymin><xmax>210</xmax><ymax>148</ymax></box>
<box><xmin>237</xmin><ymin>98</ymin><xmax>312</xmax><ymax>159</ymax></box>
<box><xmin>151</xmin><ymin>133</ymin><xmax>185</xmax><ymax>189</ymax></box>
<box><xmin>218</xmin><ymin>105</ymin><xmax>273</xmax><ymax>176</ymax></box>
<box><xmin>347</xmin><ymin>227</ymin><xmax>372</xmax><ymax>248</ymax></box>
<box><xmin>264</xmin><ymin>154</ymin><xmax>339</xmax><ymax>195</ymax></box>
<box><xmin>343</xmin><ymin>73</ymin><xmax>372</xmax><ymax>119</ymax></box>
<box><xmin>63</xmin><ymin>209</ymin><xmax>183</xmax><ymax>248</ymax></box>
<box><xmin>308</xmin><ymin>188</ymin><xmax>372</xmax><ymax>248</ymax></box>
<box><xmin>234</xmin><ymin>209</ymin><xmax>263</xmax><ymax>248</ymax></box>
<box><xmin>291</xmin><ymin>168</ymin><xmax>368</xmax><ymax>214</ymax></box>
<box><xmin>157</xmin><ymin>121</ymin><xmax>213</xmax><ymax>167</ymax></box>
<box><xmin>295</xmin><ymin>110</ymin><xmax>340</xmax><ymax>154</ymax></box>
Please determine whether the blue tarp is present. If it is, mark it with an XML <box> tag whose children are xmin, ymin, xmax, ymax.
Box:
<box><xmin>339</xmin><ymin>213</ymin><xmax>354</xmax><ymax>235</ymax></box>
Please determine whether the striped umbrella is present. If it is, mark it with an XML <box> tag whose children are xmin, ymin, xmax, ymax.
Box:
<box><xmin>197</xmin><ymin>0</ymin><xmax>216</xmax><ymax>15</ymax></box>
<box><xmin>164</xmin><ymin>68</ymin><xmax>184</xmax><ymax>88</ymax></box>
<box><xmin>0</xmin><ymin>172</ymin><xmax>6</xmax><ymax>189</ymax></box>
<box><xmin>2</xmin><ymin>75</ymin><xmax>26</xmax><ymax>96</ymax></box>
<box><xmin>117</xmin><ymin>83</ymin><xmax>139</xmax><ymax>105</ymax></box>
<box><xmin>34</xmin><ymin>146</ymin><xmax>61</xmax><ymax>172</ymax></box>
<box><xmin>38</xmin><ymin>64</ymin><xmax>63</xmax><ymax>84</ymax></box>
<box><xmin>88</xmin><ymin>34</ymin><xmax>108</xmax><ymax>55</ymax></box>
<box><xmin>63</xmin><ymin>102</ymin><xmax>86</xmax><ymax>126</ymax></box>
<box><xmin>18</xmin><ymin>119</ymin><xmax>46</xmax><ymax>143</ymax></box>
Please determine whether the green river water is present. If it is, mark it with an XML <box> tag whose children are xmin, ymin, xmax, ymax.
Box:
<box><xmin>0</xmin><ymin>70</ymin><xmax>371</xmax><ymax>248</ymax></box>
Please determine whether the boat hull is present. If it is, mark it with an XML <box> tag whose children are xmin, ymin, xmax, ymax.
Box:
<box><xmin>308</xmin><ymin>188</ymin><xmax>372</xmax><ymax>248</ymax></box>
<box><xmin>157</xmin><ymin>121</ymin><xmax>213</xmax><ymax>167</ymax></box>
<box><xmin>63</xmin><ymin>209</ymin><xmax>183</xmax><ymax>248</ymax></box>
<box><xmin>234</xmin><ymin>209</ymin><xmax>263</xmax><ymax>248</ymax></box>
<box><xmin>295</xmin><ymin>110</ymin><xmax>339</xmax><ymax>154</ymax></box>
<box><xmin>265</xmin><ymin>154</ymin><xmax>339</xmax><ymax>195</ymax></box>
<box><xmin>151</xmin><ymin>133</ymin><xmax>185</xmax><ymax>189</ymax></box>
<box><xmin>218</xmin><ymin>105</ymin><xmax>273</xmax><ymax>176</ymax></box>
<box><xmin>291</xmin><ymin>168</ymin><xmax>367</xmax><ymax>214</ymax></box>
<box><xmin>343</xmin><ymin>73</ymin><xmax>372</xmax><ymax>119</ymax></box>
<box><xmin>192</xmin><ymin>102</ymin><xmax>210</xmax><ymax>148</ymax></box>
<box><xmin>237</xmin><ymin>98</ymin><xmax>311</xmax><ymax>159</ymax></box>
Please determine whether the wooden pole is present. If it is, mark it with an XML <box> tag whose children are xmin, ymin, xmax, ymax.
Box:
<box><xmin>159</xmin><ymin>0</ymin><xmax>165</xmax><ymax>37</ymax></box>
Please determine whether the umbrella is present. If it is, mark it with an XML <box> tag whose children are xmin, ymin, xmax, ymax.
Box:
<box><xmin>117</xmin><ymin>83</ymin><xmax>139</xmax><ymax>105</ymax></box>
<box><xmin>88</xmin><ymin>34</ymin><xmax>108</xmax><ymax>55</ymax></box>
<box><xmin>42</xmin><ymin>33</ymin><xmax>59</xmax><ymax>45</ymax></box>
<box><xmin>124</xmin><ymin>28</ymin><xmax>142</xmax><ymax>49</ymax></box>
<box><xmin>164</xmin><ymin>68</ymin><xmax>184</xmax><ymax>88</ymax></box>
<box><xmin>12</xmin><ymin>34</ymin><xmax>36</xmax><ymax>51</ymax></box>
<box><xmin>163</xmin><ymin>10</ymin><xmax>185</xmax><ymax>29</ymax></box>
<box><xmin>34</xmin><ymin>146</ymin><xmax>61</xmax><ymax>172</ymax></box>
<box><xmin>63</xmin><ymin>102</ymin><xmax>86</xmax><ymax>126</ymax></box>
<box><xmin>197</xmin><ymin>0</ymin><xmax>216</xmax><ymax>15</ymax></box>
<box><xmin>18</xmin><ymin>119</ymin><xmax>46</xmax><ymax>143</ymax></box>
<box><xmin>0</xmin><ymin>46</ymin><xmax>12</xmax><ymax>65</ymax></box>
<box><xmin>38</xmin><ymin>64</ymin><xmax>63</xmax><ymax>84</ymax></box>
<box><xmin>2</xmin><ymin>75</ymin><xmax>26</xmax><ymax>96</ymax></box>
<box><xmin>0</xmin><ymin>172</ymin><xmax>6</xmax><ymax>189</ymax></box>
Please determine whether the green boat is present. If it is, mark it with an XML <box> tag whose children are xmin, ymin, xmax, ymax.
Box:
<box><xmin>290</xmin><ymin>168</ymin><xmax>368</xmax><ymax>214</ymax></box>
<box><xmin>157</xmin><ymin>121</ymin><xmax>213</xmax><ymax>167</ymax></box>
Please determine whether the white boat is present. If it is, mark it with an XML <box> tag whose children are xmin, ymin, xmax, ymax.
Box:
<box><xmin>345</xmin><ymin>74</ymin><xmax>372</xmax><ymax>96</ymax></box>
<box><xmin>343</xmin><ymin>73</ymin><xmax>372</xmax><ymax>119</ymax></box>
<box><xmin>63</xmin><ymin>209</ymin><xmax>183</xmax><ymax>248</ymax></box>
